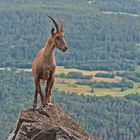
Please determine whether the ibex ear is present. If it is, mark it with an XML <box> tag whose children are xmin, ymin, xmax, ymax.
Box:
<box><xmin>51</xmin><ymin>28</ymin><xmax>55</xmax><ymax>36</ymax></box>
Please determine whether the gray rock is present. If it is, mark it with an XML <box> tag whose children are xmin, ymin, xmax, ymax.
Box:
<box><xmin>7</xmin><ymin>105</ymin><xmax>101</xmax><ymax>140</ymax></box>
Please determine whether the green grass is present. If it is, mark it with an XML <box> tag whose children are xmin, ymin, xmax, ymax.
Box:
<box><xmin>121</xmin><ymin>88</ymin><xmax>140</xmax><ymax>94</ymax></box>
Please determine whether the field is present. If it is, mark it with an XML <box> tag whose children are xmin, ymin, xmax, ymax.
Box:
<box><xmin>55</xmin><ymin>66</ymin><xmax>140</xmax><ymax>97</ymax></box>
<box><xmin>2</xmin><ymin>66</ymin><xmax>140</xmax><ymax>97</ymax></box>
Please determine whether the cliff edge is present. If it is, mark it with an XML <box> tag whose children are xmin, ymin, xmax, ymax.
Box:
<box><xmin>7</xmin><ymin>105</ymin><xmax>101</xmax><ymax>140</ymax></box>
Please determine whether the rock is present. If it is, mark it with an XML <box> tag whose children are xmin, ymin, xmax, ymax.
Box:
<box><xmin>7</xmin><ymin>105</ymin><xmax>101</xmax><ymax>140</ymax></box>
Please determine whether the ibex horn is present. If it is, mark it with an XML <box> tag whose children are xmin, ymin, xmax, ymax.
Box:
<box><xmin>48</xmin><ymin>16</ymin><xmax>59</xmax><ymax>32</ymax></box>
<box><xmin>60</xmin><ymin>20</ymin><xmax>64</xmax><ymax>32</ymax></box>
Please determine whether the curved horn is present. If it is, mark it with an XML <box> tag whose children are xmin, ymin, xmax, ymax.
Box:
<box><xmin>48</xmin><ymin>16</ymin><xmax>59</xmax><ymax>32</ymax></box>
<box><xmin>60</xmin><ymin>20</ymin><xmax>64</xmax><ymax>32</ymax></box>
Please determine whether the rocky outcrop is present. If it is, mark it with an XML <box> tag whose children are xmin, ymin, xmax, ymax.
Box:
<box><xmin>7</xmin><ymin>105</ymin><xmax>101</xmax><ymax>140</ymax></box>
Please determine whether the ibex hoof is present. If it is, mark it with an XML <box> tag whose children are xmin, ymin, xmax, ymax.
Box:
<box><xmin>43</xmin><ymin>103</ymin><xmax>53</xmax><ymax>110</ymax></box>
<box><xmin>43</xmin><ymin>104</ymin><xmax>47</xmax><ymax>108</ymax></box>
<box><xmin>32</xmin><ymin>100</ymin><xmax>37</xmax><ymax>110</ymax></box>
<box><xmin>39</xmin><ymin>105</ymin><xmax>44</xmax><ymax>110</ymax></box>
<box><xmin>46</xmin><ymin>103</ymin><xmax>53</xmax><ymax>109</ymax></box>
<box><xmin>32</xmin><ymin>106</ymin><xmax>37</xmax><ymax>111</ymax></box>
<box><xmin>48</xmin><ymin>103</ymin><xmax>53</xmax><ymax>106</ymax></box>
<box><xmin>32</xmin><ymin>104</ymin><xmax>37</xmax><ymax>111</ymax></box>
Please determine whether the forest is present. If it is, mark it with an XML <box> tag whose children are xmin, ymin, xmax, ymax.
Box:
<box><xmin>0</xmin><ymin>0</ymin><xmax>140</xmax><ymax>70</ymax></box>
<box><xmin>0</xmin><ymin>69</ymin><xmax>140</xmax><ymax>140</ymax></box>
<box><xmin>0</xmin><ymin>0</ymin><xmax>140</xmax><ymax>140</ymax></box>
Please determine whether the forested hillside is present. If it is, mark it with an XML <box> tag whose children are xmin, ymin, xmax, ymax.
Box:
<box><xmin>0</xmin><ymin>0</ymin><xmax>140</xmax><ymax>70</ymax></box>
<box><xmin>1</xmin><ymin>69</ymin><xmax>140</xmax><ymax>140</ymax></box>
<box><xmin>1</xmin><ymin>1</ymin><xmax>140</xmax><ymax>140</ymax></box>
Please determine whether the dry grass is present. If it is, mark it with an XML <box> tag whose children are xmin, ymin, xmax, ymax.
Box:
<box><xmin>55</xmin><ymin>66</ymin><xmax>140</xmax><ymax>97</ymax></box>
<box><xmin>55</xmin><ymin>83</ymin><xmax>91</xmax><ymax>95</ymax></box>
<box><xmin>55</xmin><ymin>76</ymin><xmax>127</xmax><ymax>97</ymax></box>
<box><xmin>94</xmin><ymin>76</ymin><xmax>122</xmax><ymax>83</ymax></box>
<box><xmin>56</xmin><ymin>66</ymin><xmax>122</xmax><ymax>82</ymax></box>
<box><xmin>56</xmin><ymin>66</ymin><xmax>110</xmax><ymax>76</ymax></box>
<box><xmin>55</xmin><ymin>81</ymin><xmax>131</xmax><ymax>97</ymax></box>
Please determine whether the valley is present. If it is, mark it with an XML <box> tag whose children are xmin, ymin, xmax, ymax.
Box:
<box><xmin>1</xmin><ymin>66</ymin><xmax>140</xmax><ymax>97</ymax></box>
<box><xmin>0</xmin><ymin>0</ymin><xmax>140</xmax><ymax>139</ymax></box>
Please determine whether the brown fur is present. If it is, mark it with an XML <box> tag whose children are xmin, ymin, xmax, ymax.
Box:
<box><xmin>32</xmin><ymin>18</ymin><xmax>68</xmax><ymax>109</ymax></box>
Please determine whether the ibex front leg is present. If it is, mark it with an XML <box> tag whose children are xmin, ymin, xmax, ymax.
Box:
<box><xmin>44</xmin><ymin>76</ymin><xmax>54</xmax><ymax>107</ymax></box>
<box><xmin>48</xmin><ymin>78</ymin><xmax>54</xmax><ymax>105</ymax></box>
<box><xmin>38</xmin><ymin>82</ymin><xmax>44</xmax><ymax>110</ymax></box>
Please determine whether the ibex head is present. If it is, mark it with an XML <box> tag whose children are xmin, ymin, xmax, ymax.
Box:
<box><xmin>48</xmin><ymin>16</ymin><xmax>68</xmax><ymax>52</ymax></box>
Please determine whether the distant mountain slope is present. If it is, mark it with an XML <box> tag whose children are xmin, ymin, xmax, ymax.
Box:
<box><xmin>0</xmin><ymin>0</ymin><xmax>140</xmax><ymax>70</ymax></box>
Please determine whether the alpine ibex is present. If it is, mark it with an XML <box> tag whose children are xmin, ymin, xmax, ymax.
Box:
<box><xmin>32</xmin><ymin>16</ymin><xmax>68</xmax><ymax>109</ymax></box>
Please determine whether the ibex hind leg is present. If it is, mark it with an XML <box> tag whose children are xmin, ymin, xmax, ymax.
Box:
<box><xmin>32</xmin><ymin>77</ymin><xmax>39</xmax><ymax>110</ymax></box>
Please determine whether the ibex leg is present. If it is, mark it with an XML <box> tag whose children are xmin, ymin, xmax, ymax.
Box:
<box><xmin>48</xmin><ymin>78</ymin><xmax>54</xmax><ymax>104</ymax></box>
<box><xmin>44</xmin><ymin>77</ymin><xmax>54</xmax><ymax>107</ymax></box>
<box><xmin>32</xmin><ymin>76</ymin><xmax>39</xmax><ymax>110</ymax></box>
<box><xmin>38</xmin><ymin>82</ymin><xmax>44</xmax><ymax>109</ymax></box>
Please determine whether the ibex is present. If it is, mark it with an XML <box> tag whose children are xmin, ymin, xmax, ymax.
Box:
<box><xmin>32</xmin><ymin>16</ymin><xmax>68</xmax><ymax>110</ymax></box>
